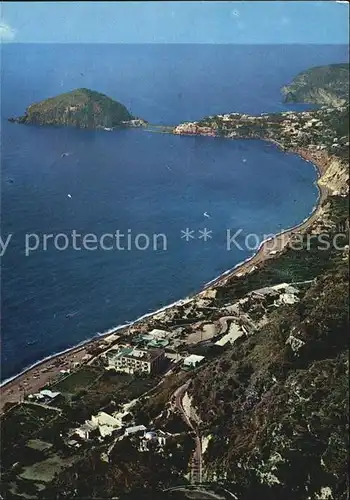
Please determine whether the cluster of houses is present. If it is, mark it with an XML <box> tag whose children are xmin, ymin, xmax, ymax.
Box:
<box><xmin>173</xmin><ymin>122</ymin><xmax>216</xmax><ymax>136</ymax></box>
<box><xmin>121</xmin><ymin>118</ymin><xmax>148</xmax><ymax>127</ymax></box>
<box><xmin>172</xmin><ymin>106</ymin><xmax>349</xmax><ymax>156</ymax></box>
<box><xmin>100</xmin><ymin>326</ymin><xmax>207</xmax><ymax>376</ymax></box>
<box><xmin>67</xmin><ymin>409</ymin><xmax>169</xmax><ymax>453</ymax></box>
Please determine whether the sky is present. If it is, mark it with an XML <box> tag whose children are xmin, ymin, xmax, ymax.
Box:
<box><xmin>0</xmin><ymin>1</ymin><xmax>349</xmax><ymax>44</ymax></box>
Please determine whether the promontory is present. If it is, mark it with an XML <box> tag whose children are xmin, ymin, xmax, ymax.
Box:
<box><xmin>281</xmin><ymin>63</ymin><xmax>349</xmax><ymax>106</ymax></box>
<box><xmin>8</xmin><ymin>88</ymin><xmax>147</xmax><ymax>129</ymax></box>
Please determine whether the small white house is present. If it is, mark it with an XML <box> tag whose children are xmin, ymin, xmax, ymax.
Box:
<box><xmin>40</xmin><ymin>389</ymin><xmax>61</xmax><ymax>399</ymax></box>
<box><xmin>125</xmin><ymin>425</ymin><xmax>146</xmax><ymax>436</ymax></box>
<box><xmin>183</xmin><ymin>354</ymin><xmax>205</xmax><ymax>369</ymax></box>
<box><xmin>144</xmin><ymin>430</ymin><xmax>167</xmax><ymax>446</ymax></box>
<box><xmin>148</xmin><ymin>329</ymin><xmax>171</xmax><ymax>340</ymax></box>
<box><xmin>73</xmin><ymin>421</ymin><xmax>98</xmax><ymax>440</ymax></box>
<box><xmin>91</xmin><ymin>411</ymin><xmax>122</xmax><ymax>428</ymax></box>
<box><xmin>89</xmin><ymin>412</ymin><xmax>122</xmax><ymax>438</ymax></box>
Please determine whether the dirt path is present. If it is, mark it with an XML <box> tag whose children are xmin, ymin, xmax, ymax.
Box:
<box><xmin>172</xmin><ymin>381</ymin><xmax>202</xmax><ymax>484</ymax></box>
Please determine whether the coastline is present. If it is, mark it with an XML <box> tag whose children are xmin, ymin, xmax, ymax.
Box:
<box><xmin>203</xmin><ymin>145</ymin><xmax>329</xmax><ymax>290</ymax></box>
<box><xmin>0</xmin><ymin>144</ymin><xmax>329</xmax><ymax>412</ymax></box>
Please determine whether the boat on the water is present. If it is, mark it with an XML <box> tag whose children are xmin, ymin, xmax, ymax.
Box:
<box><xmin>66</xmin><ymin>311</ymin><xmax>79</xmax><ymax>318</ymax></box>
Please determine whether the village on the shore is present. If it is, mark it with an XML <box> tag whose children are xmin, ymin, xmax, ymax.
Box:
<box><xmin>173</xmin><ymin>105</ymin><xmax>349</xmax><ymax>190</ymax></box>
<box><xmin>1</xmin><ymin>264</ymin><xmax>332</xmax><ymax>497</ymax></box>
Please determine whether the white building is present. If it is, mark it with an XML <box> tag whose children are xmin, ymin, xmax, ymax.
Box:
<box><xmin>139</xmin><ymin>430</ymin><xmax>168</xmax><ymax>451</ymax></box>
<box><xmin>73</xmin><ymin>421</ymin><xmax>98</xmax><ymax>440</ymax></box>
<box><xmin>39</xmin><ymin>389</ymin><xmax>61</xmax><ymax>399</ymax></box>
<box><xmin>125</xmin><ymin>425</ymin><xmax>147</xmax><ymax>436</ymax></box>
<box><xmin>29</xmin><ymin>389</ymin><xmax>61</xmax><ymax>402</ymax></box>
<box><xmin>148</xmin><ymin>329</ymin><xmax>171</xmax><ymax>339</ymax></box>
<box><xmin>183</xmin><ymin>354</ymin><xmax>205</xmax><ymax>368</ymax></box>
<box><xmin>106</xmin><ymin>347</ymin><xmax>165</xmax><ymax>375</ymax></box>
<box><xmin>90</xmin><ymin>412</ymin><xmax>122</xmax><ymax>437</ymax></box>
<box><xmin>144</xmin><ymin>430</ymin><xmax>167</xmax><ymax>446</ymax></box>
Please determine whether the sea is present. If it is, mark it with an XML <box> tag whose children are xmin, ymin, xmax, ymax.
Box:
<box><xmin>1</xmin><ymin>44</ymin><xmax>348</xmax><ymax>382</ymax></box>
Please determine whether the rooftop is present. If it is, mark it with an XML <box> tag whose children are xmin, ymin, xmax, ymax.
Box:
<box><xmin>39</xmin><ymin>389</ymin><xmax>61</xmax><ymax>399</ymax></box>
<box><xmin>107</xmin><ymin>347</ymin><xmax>164</xmax><ymax>362</ymax></box>
<box><xmin>125</xmin><ymin>425</ymin><xmax>147</xmax><ymax>435</ymax></box>
<box><xmin>184</xmin><ymin>354</ymin><xmax>205</xmax><ymax>364</ymax></box>
<box><xmin>148</xmin><ymin>328</ymin><xmax>171</xmax><ymax>339</ymax></box>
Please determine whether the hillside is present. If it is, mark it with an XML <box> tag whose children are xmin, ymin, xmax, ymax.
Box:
<box><xmin>9</xmin><ymin>88</ymin><xmax>134</xmax><ymax>129</ymax></box>
<box><xmin>281</xmin><ymin>63</ymin><xmax>349</xmax><ymax>106</ymax></box>
<box><xmin>190</xmin><ymin>258</ymin><xmax>349</xmax><ymax>499</ymax></box>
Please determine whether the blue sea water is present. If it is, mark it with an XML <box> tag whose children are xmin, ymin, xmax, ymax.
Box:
<box><xmin>1</xmin><ymin>44</ymin><xmax>348</xmax><ymax>381</ymax></box>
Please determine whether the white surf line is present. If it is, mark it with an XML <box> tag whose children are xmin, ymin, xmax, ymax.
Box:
<box><xmin>203</xmin><ymin>195</ymin><xmax>322</xmax><ymax>289</ymax></box>
<box><xmin>0</xmin><ymin>295</ymin><xmax>193</xmax><ymax>388</ymax></box>
<box><xmin>1</xmin><ymin>150</ymin><xmax>323</xmax><ymax>388</ymax></box>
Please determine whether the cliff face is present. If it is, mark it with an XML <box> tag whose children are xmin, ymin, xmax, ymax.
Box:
<box><xmin>318</xmin><ymin>158</ymin><xmax>349</xmax><ymax>194</ymax></box>
<box><xmin>9</xmin><ymin>88</ymin><xmax>134</xmax><ymax>129</ymax></box>
<box><xmin>297</xmin><ymin>149</ymin><xmax>349</xmax><ymax>195</ymax></box>
<box><xmin>281</xmin><ymin>63</ymin><xmax>349</xmax><ymax>106</ymax></box>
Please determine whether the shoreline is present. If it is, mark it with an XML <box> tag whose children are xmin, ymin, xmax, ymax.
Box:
<box><xmin>0</xmin><ymin>143</ymin><xmax>330</xmax><ymax>412</ymax></box>
<box><xmin>0</xmin><ymin>295</ymin><xmax>192</xmax><ymax>390</ymax></box>
<box><xmin>202</xmin><ymin>144</ymin><xmax>328</xmax><ymax>290</ymax></box>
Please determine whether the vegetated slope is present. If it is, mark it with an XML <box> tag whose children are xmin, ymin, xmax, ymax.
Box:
<box><xmin>281</xmin><ymin>63</ymin><xmax>349</xmax><ymax>106</ymax></box>
<box><xmin>190</xmin><ymin>258</ymin><xmax>349</xmax><ymax>499</ymax></box>
<box><xmin>10</xmin><ymin>88</ymin><xmax>133</xmax><ymax>128</ymax></box>
<box><xmin>41</xmin><ymin>435</ymin><xmax>194</xmax><ymax>499</ymax></box>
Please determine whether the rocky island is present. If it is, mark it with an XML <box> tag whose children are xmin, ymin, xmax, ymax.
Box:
<box><xmin>8</xmin><ymin>88</ymin><xmax>147</xmax><ymax>129</ymax></box>
<box><xmin>281</xmin><ymin>63</ymin><xmax>349</xmax><ymax>106</ymax></box>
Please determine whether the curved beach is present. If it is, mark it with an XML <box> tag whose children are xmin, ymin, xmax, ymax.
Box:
<box><xmin>0</xmin><ymin>145</ymin><xmax>329</xmax><ymax>412</ymax></box>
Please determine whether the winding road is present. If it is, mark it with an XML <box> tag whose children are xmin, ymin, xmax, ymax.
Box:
<box><xmin>173</xmin><ymin>381</ymin><xmax>202</xmax><ymax>484</ymax></box>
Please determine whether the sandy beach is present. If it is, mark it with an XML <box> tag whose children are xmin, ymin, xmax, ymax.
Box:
<box><xmin>0</xmin><ymin>147</ymin><xmax>330</xmax><ymax>413</ymax></box>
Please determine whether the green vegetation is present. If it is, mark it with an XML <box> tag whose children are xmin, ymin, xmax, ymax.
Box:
<box><xmin>51</xmin><ymin>366</ymin><xmax>101</xmax><ymax>396</ymax></box>
<box><xmin>133</xmin><ymin>371</ymin><xmax>190</xmax><ymax>424</ymax></box>
<box><xmin>0</xmin><ymin>404</ymin><xmax>71</xmax><ymax>498</ymax></box>
<box><xmin>9</xmin><ymin>88</ymin><xmax>134</xmax><ymax>128</ymax></box>
<box><xmin>190</xmin><ymin>259</ymin><xmax>349</xmax><ymax>499</ymax></box>
<box><xmin>1</xmin><ymin>404</ymin><xmax>59</xmax><ymax>457</ymax></box>
<box><xmin>215</xmin><ymin>195</ymin><xmax>349</xmax><ymax>304</ymax></box>
<box><xmin>42</xmin><ymin>435</ymin><xmax>194</xmax><ymax>499</ymax></box>
<box><xmin>60</xmin><ymin>371</ymin><xmax>160</xmax><ymax>422</ymax></box>
<box><xmin>281</xmin><ymin>63</ymin><xmax>349</xmax><ymax>106</ymax></box>
<box><xmin>1</xmin><ymin>64</ymin><xmax>349</xmax><ymax>499</ymax></box>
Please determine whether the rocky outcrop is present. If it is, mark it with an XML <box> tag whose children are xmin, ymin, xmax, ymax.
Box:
<box><xmin>296</xmin><ymin>148</ymin><xmax>349</xmax><ymax>195</ymax></box>
<box><xmin>318</xmin><ymin>158</ymin><xmax>349</xmax><ymax>195</ymax></box>
<box><xmin>173</xmin><ymin>122</ymin><xmax>216</xmax><ymax>136</ymax></box>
